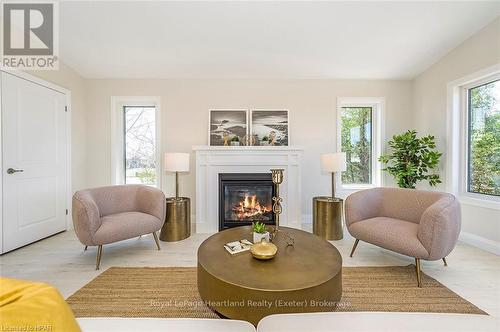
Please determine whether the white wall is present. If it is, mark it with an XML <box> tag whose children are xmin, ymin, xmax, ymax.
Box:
<box><xmin>83</xmin><ymin>79</ymin><xmax>413</xmax><ymax>218</ymax></box>
<box><xmin>24</xmin><ymin>18</ymin><xmax>500</xmax><ymax>251</ymax></box>
<box><xmin>413</xmin><ymin>18</ymin><xmax>500</xmax><ymax>246</ymax></box>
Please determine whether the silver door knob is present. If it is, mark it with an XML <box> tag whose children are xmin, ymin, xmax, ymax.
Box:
<box><xmin>7</xmin><ymin>168</ymin><xmax>24</xmax><ymax>174</ymax></box>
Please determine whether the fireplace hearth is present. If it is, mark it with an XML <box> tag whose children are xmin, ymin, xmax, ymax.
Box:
<box><xmin>219</xmin><ymin>173</ymin><xmax>276</xmax><ymax>230</ymax></box>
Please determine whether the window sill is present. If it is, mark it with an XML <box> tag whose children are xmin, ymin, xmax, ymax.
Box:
<box><xmin>337</xmin><ymin>184</ymin><xmax>377</xmax><ymax>199</ymax></box>
<box><xmin>459</xmin><ymin>194</ymin><xmax>500</xmax><ymax>211</ymax></box>
<box><xmin>341</xmin><ymin>184</ymin><xmax>377</xmax><ymax>191</ymax></box>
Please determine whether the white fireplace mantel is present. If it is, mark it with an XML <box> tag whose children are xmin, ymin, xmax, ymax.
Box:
<box><xmin>193</xmin><ymin>146</ymin><xmax>304</xmax><ymax>233</ymax></box>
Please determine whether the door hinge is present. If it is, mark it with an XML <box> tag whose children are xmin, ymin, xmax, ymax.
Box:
<box><xmin>65</xmin><ymin>106</ymin><xmax>68</xmax><ymax>112</ymax></box>
<box><xmin>66</xmin><ymin>209</ymin><xmax>68</xmax><ymax>215</ymax></box>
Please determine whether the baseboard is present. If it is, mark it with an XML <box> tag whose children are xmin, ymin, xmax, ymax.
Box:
<box><xmin>459</xmin><ymin>231</ymin><xmax>500</xmax><ymax>255</ymax></box>
<box><xmin>302</xmin><ymin>214</ymin><xmax>312</xmax><ymax>224</ymax></box>
<box><xmin>301</xmin><ymin>214</ymin><xmax>312</xmax><ymax>231</ymax></box>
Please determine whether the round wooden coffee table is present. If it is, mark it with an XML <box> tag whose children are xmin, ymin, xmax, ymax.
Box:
<box><xmin>197</xmin><ymin>226</ymin><xmax>342</xmax><ymax>325</ymax></box>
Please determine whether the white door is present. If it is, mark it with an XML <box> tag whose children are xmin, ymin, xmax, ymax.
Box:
<box><xmin>1</xmin><ymin>72</ymin><xmax>68</xmax><ymax>253</ymax></box>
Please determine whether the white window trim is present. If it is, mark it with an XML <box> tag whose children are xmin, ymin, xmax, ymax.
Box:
<box><xmin>446</xmin><ymin>64</ymin><xmax>500</xmax><ymax>210</ymax></box>
<box><xmin>336</xmin><ymin>97</ymin><xmax>385</xmax><ymax>194</ymax></box>
<box><xmin>110</xmin><ymin>96</ymin><xmax>162</xmax><ymax>188</ymax></box>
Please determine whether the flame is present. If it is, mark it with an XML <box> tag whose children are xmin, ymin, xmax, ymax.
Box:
<box><xmin>233</xmin><ymin>194</ymin><xmax>272</xmax><ymax>220</ymax></box>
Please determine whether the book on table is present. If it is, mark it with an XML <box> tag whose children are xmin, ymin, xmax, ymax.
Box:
<box><xmin>224</xmin><ymin>239</ymin><xmax>253</xmax><ymax>255</ymax></box>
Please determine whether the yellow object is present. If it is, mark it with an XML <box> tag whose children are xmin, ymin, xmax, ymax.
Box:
<box><xmin>0</xmin><ymin>277</ymin><xmax>81</xmax><ymax>332</ymax></box>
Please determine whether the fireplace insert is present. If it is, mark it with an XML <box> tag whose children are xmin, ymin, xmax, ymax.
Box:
<box><xmin>219</xmin><ymin>173</ymin><xmax>276</xmax><ymax>230</ymax></box>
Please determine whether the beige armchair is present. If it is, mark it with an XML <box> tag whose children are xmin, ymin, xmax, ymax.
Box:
<box><xmin>345</xmin><ymin>187</ymin><xmax>461</xmax><ymax>287</ymax></box>
<box><xmin>72</xmin><ymin>185</ymin><xmax>166</xmax><ymax>270</ymax></box>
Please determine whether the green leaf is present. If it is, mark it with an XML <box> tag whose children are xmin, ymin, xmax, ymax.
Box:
<box><xmin>380</xmin><ymin>130</ymin><xmax>442</xmax><ymax>188</ymax></box>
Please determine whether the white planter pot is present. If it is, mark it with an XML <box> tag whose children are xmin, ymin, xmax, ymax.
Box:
<box><xmin>230</xmin><ymin>141</ymin><xmax>240</xmax><ymax>146</ymax></box>
<box><xmin>253</xmin><ymin>231</ymin><xmax>270</xmax><ymax>243</ymax></box>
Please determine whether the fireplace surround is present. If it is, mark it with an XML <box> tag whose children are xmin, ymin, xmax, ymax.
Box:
<box><xmin>193</xmin><ymin>146</ymin><xmax>303</xmax><ymax>233</ymax></box>
<box><xmin>219</xmin><ymin>173</ymin><xmax>276</xmax><ymax>230</ymax></box>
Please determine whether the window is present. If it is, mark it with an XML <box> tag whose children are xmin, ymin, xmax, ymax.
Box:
<box><xmin>447</xmin><ymin>66</ymin><xmax>500</xmax><ymax>209</ymax></box>
<box><xmin>340</xmin><ymin>107</ymin><xmax>372</xmax><ymax>185</ymax></box>
<box><xmin>124</xmin><ymin>106</ymin><xmax>157</xmax><ymax>185</ymax></box>
<box><xmin>337</xmin><ymin>97</ymin><xmax>384</xmax><ymax>189</ymax></box>
<box><xmin>111</xmin><ymin>97</ymin><xmax>161</xmax><ymax>187</ymax></box>
<box><xmin>467</xmin><ymin>79</ymin><xmax>500</xmax><ymax>196</ymax></box>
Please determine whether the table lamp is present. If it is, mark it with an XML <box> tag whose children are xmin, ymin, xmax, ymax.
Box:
<box><xmin>321</xmin><ymin>152</ymin><xmax>346</xmax><ymax>199</ymax></box>
<box><xmin>164</xmin><ymin>152</ymin><xmax>190</xmax><ymax>200</ymax></box>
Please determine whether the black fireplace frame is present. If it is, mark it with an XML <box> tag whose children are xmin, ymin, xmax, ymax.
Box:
<box><xmin>218</xmin><ymin>173</ymin><xmax>276</xmax><ymax>231</ymax></box>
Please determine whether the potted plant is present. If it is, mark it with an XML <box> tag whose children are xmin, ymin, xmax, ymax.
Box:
<box><xmin>261</xmin><ymin>136</ymin><xmax>269</xmax><ymax>146</ymax></box>
<box><xmin>379</xmin><ymin>130</ymin><xmax>442</xmax><ymax>188</ymax></box>
<box><xmin>252</xmin><ymin>222</ymin><xmax>270</xmax><ymax>243</ymax></box>
<box><xmin>230</xmin><ymin>136</ymin><xmax>240</xmax><ymax>146</ymax></box>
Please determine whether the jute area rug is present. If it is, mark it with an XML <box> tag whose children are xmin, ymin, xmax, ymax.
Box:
<box><xmin>66</xmin><ymin>266</ymin><xmax>486</xmax><ymax>318</ymax></box>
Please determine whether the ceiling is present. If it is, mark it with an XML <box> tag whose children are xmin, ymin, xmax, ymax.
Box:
<box><xmin>59</xmin><ymin>1</ymin><xmax>500</xmax><ymax>79</ymax></box>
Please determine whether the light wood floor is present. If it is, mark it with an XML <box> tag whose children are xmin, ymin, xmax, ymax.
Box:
<box><xmin>1</xmin><ymin>227</ymin><xmax>499</xmax><ymax>319</ymax></box>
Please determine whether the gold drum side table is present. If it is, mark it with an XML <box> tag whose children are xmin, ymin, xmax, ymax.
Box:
<box><xmin>160</xmin><ymin>197</ymin><xmax>191</xmax><ymax>242</ymax></box>
<box><xmin>313</xmin><ymin>196</ymin><xmax>343</xmax><ymax>240</ymax></box>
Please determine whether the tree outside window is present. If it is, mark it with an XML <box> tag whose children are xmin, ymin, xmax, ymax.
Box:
<box><xmin>124</xmin><ymin>106</ymin><xmax>157</xmax><ymax>185</ymax></box>
<box><xmin>341</xmin><ymin>107</ymin><xmax>372</xmax><ymax>185</ymax></box>
<box><xmin>468</xmin><ymin>80</ymin><xmax>500</xmax><ymax>196</ymax></box>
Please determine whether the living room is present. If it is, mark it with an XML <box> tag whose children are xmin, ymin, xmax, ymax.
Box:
<box><xmin>0</xmin><ymin>1</ymin><xmax>499</xmax><ymax>331</ymax></box>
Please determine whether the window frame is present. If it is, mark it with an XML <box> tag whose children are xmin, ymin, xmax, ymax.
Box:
<box><xmin>336</xmin><ymin>97</ymin><xmax>385</xmax><ymax>193</ymax></box>
<box><xmin>111</xmin><ymin>96</ymin><xmax>162</xmax><ymax>188</ymax></box>
<box><xmin>447</xmin><ymin>65</ymin><xmax>500</xmax><ymax>210</ymax></box>
<box><xmin>464</xmin><ymin>77</ymin><xmax>500</xmax><ymax>198</ymax></box>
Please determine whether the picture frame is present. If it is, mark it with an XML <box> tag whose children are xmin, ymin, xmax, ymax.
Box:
<box><xmin>250</xmin><ymin>110</ymin><xmax>289</xmax><ymax>146</ymax></box>
<box><xmin>208</xmin><ymin>109</ymin><xmax>249</xmax><ymax>146</ymax></box>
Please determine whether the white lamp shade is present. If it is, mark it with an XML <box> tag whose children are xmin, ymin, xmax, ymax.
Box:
<box><xmin>321</xmin><ymin>153</ymin><xmax>347</xmax><ymax>173</ymax></box>
<box><xmin>164</xmin><ymin>153</ymin><xmax>190</xmax><ymax>172</ymax></box>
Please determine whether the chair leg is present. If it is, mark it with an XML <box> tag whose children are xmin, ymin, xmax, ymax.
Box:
<box><xmin>415</xmin><ymin>258</ymin><xmax>422</xmax><ymax>288</ymax></box>
<box><xmin>84</xmin><ymin>245</ymin><xmax>88</xmax><ymax>251</ymax></box>
<box><xmin>349</xmin><ymin>239</ymin><xmax>360</xmax><ymax>258</ymax></box>
<box><xmin>442</xmin><ymin>257</ymin><xmax>448</xmax><ymax>266</ymax></box>
<box><xmin>96</xmin><ymin>245</ymin><xmax>103</xmax><ymax>270</ymax></box>
<box><xmin>152</xmin><ymin>232</ymin><xmax>161</xmax><ymax>250</ymax></box>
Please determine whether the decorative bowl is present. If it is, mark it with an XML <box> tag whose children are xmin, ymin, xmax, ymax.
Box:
<box><xmin>250</xmin><ymin>240</ymin><xmax>278</xmax><ymax>260</ymax></box>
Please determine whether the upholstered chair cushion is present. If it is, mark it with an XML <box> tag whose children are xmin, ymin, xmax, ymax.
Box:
<box><xmin>72</xmin><ymin>185</ymin><xmax>166</xmax><ymax>246</ymax></box>
<box><xmin>94</xmin><ymin>212</ymin><xmax>163</xmax><ymax>245</ymax></box>
<box><xmin>345</xmin><ymin>187</ymin><xmax>446</xmax><ymax>225</ymax></box>
<box><xmin>418</xmin><ymin>194</ymin><xmax>461</xmax><ymax>260</ymax></box>
<box><xmin>72</xmin><ymin>191</ymin><xmax>101</xmax><ymax>246</ymax></box>
<box><xmin>345</xmin><ymin>187</ymin><xmax>461</xmax><ymax>261</ymax></box>
<box><xmin>348</xmin><ymin>217</ymin><xmax>429</xmax><ymax>258</ymax></box>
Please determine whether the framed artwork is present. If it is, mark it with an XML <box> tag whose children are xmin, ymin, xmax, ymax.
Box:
<box><xmin>209</xmin><ymin>109</ymin><xmax>248</xmax><ymax>146</ymax></box>
<box><xmin>250</xmin><ymin>110</ymin><xmax>289</xmax><ymax>146</ymax></box>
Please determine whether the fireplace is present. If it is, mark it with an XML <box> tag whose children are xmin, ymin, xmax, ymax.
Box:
<box><xmin>219</xmin><ymin>173</ymin><xmax>276</xmax><ymax>230</ymax></box>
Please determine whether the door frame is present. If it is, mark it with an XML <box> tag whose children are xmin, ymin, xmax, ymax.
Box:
<box><xmin>0</xmin><ymin>68</ymin><xmax>72</xmax><ymax>253</ymax></box>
